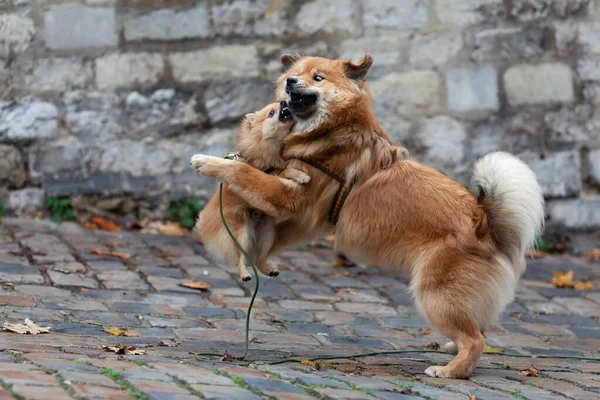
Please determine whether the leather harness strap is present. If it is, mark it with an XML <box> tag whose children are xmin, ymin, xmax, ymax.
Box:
<box><xmin>289</xmin><ymin>157</ymin><xmax>354</xmax><ymax>225</ymax></box>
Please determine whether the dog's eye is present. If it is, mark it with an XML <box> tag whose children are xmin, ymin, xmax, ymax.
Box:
<box><xmin>314</xmin><ymin>75</ymin><xmax>324</xmax><ymax>82</ymax></box>
<box><xmin>268</xmin><ymin>110</ymin><xmax>275</xmax><ymax>118</ymax></box>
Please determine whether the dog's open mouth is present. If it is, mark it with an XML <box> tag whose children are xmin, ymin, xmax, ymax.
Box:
<box><xmin>288</xmin><ymin>91</ymin><xmax>318</xmax><ymax>116</ymax></box>
<box><xmin>279</xmin><ymin>101</ymin><xmax>293</xmax><ymax>123</ymax></box>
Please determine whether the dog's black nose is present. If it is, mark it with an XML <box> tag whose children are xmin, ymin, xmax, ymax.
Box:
<box><xmin>286</xmin><ymin>77</ymin><xmax>298</xmax><ymax>86</ymax></box>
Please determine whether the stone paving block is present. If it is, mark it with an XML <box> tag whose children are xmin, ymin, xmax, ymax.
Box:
<box><xmin>10</xmin><ymin>385</ymin><xmax>69</xmax><ymax>400</ymax></box>
<box><xmin>0</xmin><ymin>370</ymin><xmax>60</xmax><ymax>386</ymax></box>
<box><xmin>60</xmin><ymin>370</ymin><xmax>119</xmax><ymax>387</ymax></box>
<box><xmin>314</xmin><ymin>387</ymin><xmax>377</xmax><ymax>399</ymax></box>
<box><xmin>191</xmin><ymin>384</ymin><xmax>261</xmax><ymax>400</ymax></box>
<box><xmin>371</xmin><ymin>391</ymin><xmax>424</xmax><ymax>399</ymax></box>
<box><xmin>0</xmin><ymin>263</ymin><xmax>44</xmax><ymax>283</ymax></box>
<box><xmin>47</xmin><ymin>270</ymin><xmax>99</xmax><ymax>288</ymax></box>
<box><xmin>278</xmin><ymin>300</ymin><xmax>334</xmax><ymax>311</ymax></box>
<box><xmin>0</xmin><ymin>294</ymin><xmax>35</xmax><ymax>306</ymax></box>
<box><xmin>97</xmin><ymin>270</ymin><xmax>149</xmax><ymax>290</ymax></box>
<box><xmin>70</xmin><ymin>383</ymin><xmax>131</xmax><ymax>399</ymax></box>
<box><xmin>73</xmin><ymin>311</ymin><xmax>143</xmax><ymax>326</ymax></box>
<box><xmin>41</xmin><ymin>297</ymin><xmax>108</xmax><ymax>312</ymax></box>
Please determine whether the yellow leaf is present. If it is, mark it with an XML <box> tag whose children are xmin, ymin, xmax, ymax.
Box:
<box><xmin>103</xmin><ymin>327</ymin><xmax>139</xmax><ymax>337</ymax></box>
<box><xmin>517</xmin><ymin>366</ymin><xmax>541</xmax><ymax>377</ymax></box>
<box><xmin>100</xmin><ymin>344</ymin><xmax>145</xmax><ymax>355</ymax></box>
<box><xmin>91</xmin><ymin>217</ymin><xmax>121</xmax><ymax>232</ymax></box>
<box><xmin>159</xmin><ymin>222</ymin><xmax>188</xmax><ymax>237</ymax></box>
<box><xmin>586</xmin><ymin>249</ymin><xmax>600</xmax><ymax>261</ymax></box>
<box><xmin>179</xmin><ymin>281</ymin><xmax>211</xmax><ymax>290</ymax></box>
<box><xmin>484</xmin><ymin>344</ymin><xmax>503</xmax><ymax>353</ymax></box>
<box><xmin>574</xmin><ymin>281</ymin><xmax>594</xmax><ymax>291</ymax></box>
<box><xmin>300</xmin><ymin>360</ymin><xmax>335</xmax><ymax>369</ymax></box>
<box><xmin>552</xmin><ymin>270</ymin><xmax>574</xmax><ymax>288</ymax></box>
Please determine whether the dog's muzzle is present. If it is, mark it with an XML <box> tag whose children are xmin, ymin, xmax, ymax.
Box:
<box><xmin>287</xmin><ymin>90</ymin><xmax>318</xmax><ymax>117</ymax></box>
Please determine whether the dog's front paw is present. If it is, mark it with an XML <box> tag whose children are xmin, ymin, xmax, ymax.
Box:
<box><xmin>191</xmin><ymin>154</ymin><xmax>225</xmax><ymax>177</ymax></box>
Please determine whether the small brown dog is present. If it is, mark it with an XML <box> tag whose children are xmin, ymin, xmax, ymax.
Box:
<box><xmin>196</xmin><ymin>102</ymin><xmax>310</xmax><ymax>281</ymax></box>
<box><xmin>191</xmin><ymin>54</ymin><xmax>545</xmax><ymax>379</ymax></box>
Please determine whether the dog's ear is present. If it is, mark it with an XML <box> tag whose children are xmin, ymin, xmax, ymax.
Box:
<box><xmin>281</xmin><ymin>53</ymin><xmax>301</xmax><ymax>70</ymax></box>
<box><xmin>343</xmin><ymin>54</ymin><xmax>373</xmax><ymax>82</ymax></box>
<box><xmin>244</xmin><ymin>113</ymin><xmax>256</xmax><ymax>124</ymax></box>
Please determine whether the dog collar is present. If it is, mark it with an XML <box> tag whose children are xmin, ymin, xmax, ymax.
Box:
<box><xmin>288</xmin><ymin>157</ymin><xmax>353</xmax><ymax>225</ymax></box>
<box><xmin>224</xmin><ymin>152</ymin><xmax>276</xmax><ymax>174</ymax></box>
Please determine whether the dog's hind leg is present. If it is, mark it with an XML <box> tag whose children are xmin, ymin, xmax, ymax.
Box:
<box><xmin>412</xmin><ymin>257</ymin><xmax>489</xmax><ymax>378</ymax></box>
<box><xmin>253</xmin><ymin>217</ymin><xmax>280</xmax><ymax>277</ymax></box>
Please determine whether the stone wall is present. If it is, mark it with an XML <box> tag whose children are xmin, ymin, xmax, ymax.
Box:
<box><xmin>1</xmin><ymin>0</ymin><xmax>600</xmax><ymax>235</ymax></box>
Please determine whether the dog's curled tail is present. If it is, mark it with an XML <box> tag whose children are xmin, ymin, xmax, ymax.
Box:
<box><xmin>473</xmin><ymin>152</ymin><xmax>545</xmax><ymax>268</ymax></box>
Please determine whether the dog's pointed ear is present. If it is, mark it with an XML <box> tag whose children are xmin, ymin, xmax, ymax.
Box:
<box><xmin>244</xmin><ymin>113</ymin><xmax>256</xmax><ymax>124</ymax></box>
<box><xmin>344</xmin><ymin>54</ymin><xmax>373</xmax><ymax>82</ymax></box>
<box><xmin>281</xmin><ymin>53</ymin><xmax>301</xmax><ymax>70</ymax></box>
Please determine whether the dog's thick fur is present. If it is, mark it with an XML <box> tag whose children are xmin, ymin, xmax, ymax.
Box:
<box><xmin>191</xmin><ymin>55</ymin><xmax>545</xmax><ymax>378</ymax></box>
<box><xmin>196</xmin><ymin>102</ymin><xmax>309</xmax><ymax>281</ymax></box>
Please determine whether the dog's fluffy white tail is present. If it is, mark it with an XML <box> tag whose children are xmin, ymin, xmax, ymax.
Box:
<box><xmin>473</xmin><ymin>152</ymin><xmax>545</xmax><ymax>267</ymax></box>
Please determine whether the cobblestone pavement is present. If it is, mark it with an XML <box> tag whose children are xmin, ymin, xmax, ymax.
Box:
<box><xmin>1</xmin><ymin>218</ymin><xmax>600</xmax><ymax>399</ymax></box>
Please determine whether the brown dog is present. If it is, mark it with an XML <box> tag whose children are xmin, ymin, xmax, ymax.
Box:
<box><xmin>191</xmin><ymin>55</ymin><xmax>545</xmax><ymax>378</ymax></box>
<box><xmin>196</xmin><ymin>102</ymin><xmax>309</xmax><ymax>282</ymax></box>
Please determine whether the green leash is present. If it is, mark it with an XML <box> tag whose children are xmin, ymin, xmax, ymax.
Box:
<box><xmin>193</xmin><ymin>155</ymin><xmax>600</xmax><ymax>365</ymax></box>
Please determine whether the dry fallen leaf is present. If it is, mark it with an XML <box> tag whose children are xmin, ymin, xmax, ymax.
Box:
<box><xmin>91</xmin><ymin>249</ymin><xmax>131</xmax><ymax>260</ymax></box>
<box><xmin>106</xmin><ymin>242</ymin><xmax>124</xmax><ymax>249</ymax></box>
<box><xmin>300</xmin><ymin>360</ymin><xmax>335</xmax><ymax>369</ymax></box>
<box><xmin>552</xmin><ymin>270</ymin><xmax>574</xmax><ymax>288</ymax></box>
<box><xmin>90</xmin><ymin>217</ymin><xmax>121</xmax><ymax>232</ymax></box>
<box><xmin>426</xmin><ymin>342</ymin><xmax>440</xmax><ymax>350</ymax></box>
<box><xmin>331</xmin><ymin>253</ymin><xmax>356</xmax><ymax>268</ymax></box>
<box><xmin>574</xmin><ymin>281</ymin><xmax>594</xmax><ymax>291</ymax></box>
<box><xmin>469</xmin><ymin>395</ymin><xmax>476</xmax><ymax>400</ymax></box>
<box><xmin>103</xmin><ymin>327</ymin><xmax>139</xmax><ymax>337</ymax></box>
<box><xmin>142</xmin><ymin>221</ymin><xmax>188</xmax><ymax>237</ymax></box>
<box><xmin>484</xmin><ymin>344</ymin><xmax>504</xmax><ymax>353</ymax></box>
<box><xmin>80</xmin><ymin>287</ymin><xmax>89</xmax><ymax>292</ymax></box>
<box><xmin>3</xmin><ymin>319</ymin><xmax>51</xmax><ymax>335</ymax></box>
<box><xmin>518</xmin><ymin>366</ymin><xmax>541</xmax><ymax>377</ymax></box>
<box><xmin>100</xmin><ymin>344</ymin><xmax>145</xmax><ymax>355</ymax></box>
<box><xmin>525</xmin><ymin>250</ymin><xmax>547</xmax><ymax>259</ymax></box>
<box><xmin>250</xmin><ymin>337</ymin><xmax>265</xmax><ymax>344</ymax></box>
<box><xmin>179</xmin><ymin>281</ymin><xmax>211</xmax><ymax>290</ymax></box>
<box><xmin>158</xmin><ymin>339</ymin><xmax>181</xmax><ymax>347</ymax></box>
<box><xmin>586</xmin><ymin>249</ymin><xmax>600</xmax><ymax>262</ymax></box>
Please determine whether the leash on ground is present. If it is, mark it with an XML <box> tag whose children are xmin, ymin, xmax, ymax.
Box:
<box><xmin>193</xmin><ymin>157</ymin><xmax>600</xmax><ymax>365</ymax></box>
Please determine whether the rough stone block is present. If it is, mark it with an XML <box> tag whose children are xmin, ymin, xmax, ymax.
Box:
<box><xmin>577</xmin><ymin>56</ymin><xmax>600</xmax><ymax>81</ymax></box>
<box><xmin>0</xmin><ymin>99</ymin><xmax>59</xmax><ymax>142</ymax></box>
<box><xmin>589</xmin><ymin>149</ymin><xmax>600</xmax><ymax>185</ymax></box>
<box><xmin>28</xmin><ymin>58</ymin><xmax>93</xmax><ymax>92</ymax></box>
<box><xmin>435</xmin><ymin>0</ymin><xmax>500</xmax><ymax>26</ymax></box>
<box><xmin>338</xmin><ymin>36</ymin><xmax>402</xmax><ymax>72</ymax></box>
<box><xmin>518</xmin><ymin>150</ymin><xmax>581</xmax><ymax>198</ymax></box>
<box><xmin>409</xmin><ymin>32</ymin><xmax>463</xmax><ymax>67</ymax></box>
<box><xmin>504</xmin><ymin>63</ymin><xmax>574</xmax><ymax>105</ymax></box>
<box><xmin>548</xmin><ymin>198</ymin><xmax>600</xmax><ymax>229</ymax></box>
<box><xmin>446</xmin><ymin>66</ymin><xmax>499</xmax><ymax>112</ymax></box>
<box><xmin>544</xmin><ymin>105</ymin><xmax>598</xmax><ymax>150</ymax></box>
<box><xmin>578</xmin><ymin>22</ymin><xmax>600</xmax><ymax>55</ymax></box>
<box><xmin>296</xmin><ymin>0</ymin><xmax>360</xmax><ymax>35</ymax></box>
<box><xmin>7</xmin><ymin>188</ymin><xmax>44</xmax><ymax>213</ymax></box>
<box><xmin>204</xmin><ymin>81</ymin><xmax>274</xmax><ymax>124</ymax></box>
<box><xmin>44</xmin><ymin>7</ymin><xmax>117</xmax><ymax>51</ymax></box>
<box><xmin>362</xmin><ymin>0</ymin><xmax>428</xmax><ymax>30</ymax></box>
<box><xmin>0</xmin><ymin>14</ymin><xmax>35</xmax><ymax>59</ymax></box>
<box><xmin>471</xmin><ymin>27</ymin><xmax>545</xmax><ymax>62</ymax></box>
<box><xmin>124</xmin><ymin>3</ymin><xmax>210</xmax><ymax>42</ymax></box>
<box><xmin>369</xmin><ymin>70</ymin><xmax>440</xmax><ymax>143</ymax></box>
<box><xmin>95</xmin><ymin>52</ymin><xmax>164</xmax><ymax>89</ymax></box>
<box><xmin>0</xmin><ymin>144</ymin><xmax>26</xmax><ymax>187</ymax></box>
<box><xmin>417</xmin><ymin>116</ymin><xmax>467</xmax><ymax>174</ymax></box>
<box><xmin>213</xmin><ymin>0</ymin><xmax>289</xmax><ymax>36</ymax></box>
<box><xmin>169</xmin><ymin>45</ymin><xmax>259</xmax><ymax>84</ymax></box>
